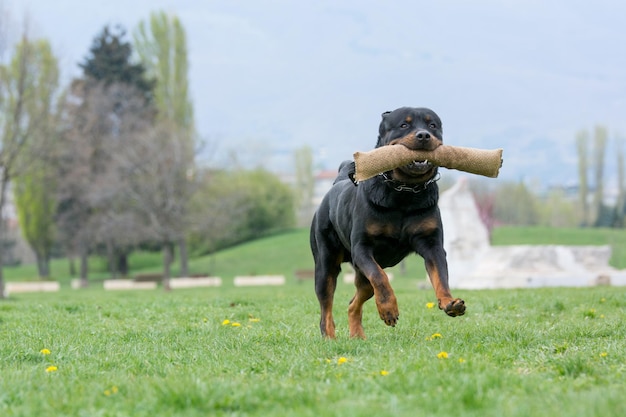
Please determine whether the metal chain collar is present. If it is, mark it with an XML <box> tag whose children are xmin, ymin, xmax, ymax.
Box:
<box><xmin>379</xmin><ymin>171</ymin><xmax>440</xmax><ymax>193</ymax></box>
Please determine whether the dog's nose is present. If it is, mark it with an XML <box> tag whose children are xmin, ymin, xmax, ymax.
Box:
<box><xmin>415</xmin><ymin>130</ymin><xmax>431</xmax><ymax>142</ymax></box>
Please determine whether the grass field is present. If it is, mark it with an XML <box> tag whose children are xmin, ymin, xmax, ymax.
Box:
<box><xmin>2</xmin><ymin>226</ymin><xmax>626</xmax><ymax>416</ymax></box>
<box><xmin>1</xmin><ymin>283</ymin><xmax>625</xmax><ymax>416</ymax></box>
<box><xmin>5</xmin><ymin>225</ymin><xmax>626</xmax><ymax>284</ymax></box>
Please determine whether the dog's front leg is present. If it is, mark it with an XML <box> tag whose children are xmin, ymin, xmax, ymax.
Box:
<box><xmin>423</xmin><ymin>246</ymin><xmax>466</xmax><ymax>317</ymax></box>
<box><xmin>351</xmin><ymin>247</ymin><xmax>399</xmax><ymax>327</ymax></box>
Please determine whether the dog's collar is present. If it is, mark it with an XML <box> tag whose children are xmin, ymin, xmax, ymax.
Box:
<box><xmin>379</xmin><ymin>171</ymin><xmax>440</xmax><ymax>193</ymax></box>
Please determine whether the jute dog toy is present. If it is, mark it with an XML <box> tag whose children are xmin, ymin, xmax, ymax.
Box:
<box><xmin>353</xmin><ymin>144</ymin><xmax>503</xmax><ymax>182</ymax></box>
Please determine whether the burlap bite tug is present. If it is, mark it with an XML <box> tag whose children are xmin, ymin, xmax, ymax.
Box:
<box><xmin>353</xmin><ymin>144</ymin><xmax>503</xmax><ymax>182</ymax></box>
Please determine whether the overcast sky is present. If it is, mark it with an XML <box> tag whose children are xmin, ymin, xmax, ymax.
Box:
<box><xmin>5</xmin><ymin>0</ymin><xmax>626</xmax><ymax>182</ymax></box>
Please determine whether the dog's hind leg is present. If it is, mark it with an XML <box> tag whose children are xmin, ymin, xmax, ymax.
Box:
<box><xmin>314</xmin><ymin>259</ymin><xmax>341</xmax><ymax>338</ymax></box>
<box><xmin>311</xmin><ymin>228</ymin><xmax>343</xmax><ymax>338</ymax></box>
<box><xmin>348</xmin><ymin>269</ymin><xmax>374</xmax><ymax>339</ymax></box>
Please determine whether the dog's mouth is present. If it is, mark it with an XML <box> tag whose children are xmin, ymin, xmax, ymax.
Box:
<box><xmin>402</xmin><ymin>159</ymin><xmax>433</xmax><ymax>175</ymax></box>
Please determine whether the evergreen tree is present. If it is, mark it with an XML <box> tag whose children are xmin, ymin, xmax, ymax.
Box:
<box><xmin>79</xmin><ymin>25</ymin><xmax>155</xmax><ymax>101</ymax></box>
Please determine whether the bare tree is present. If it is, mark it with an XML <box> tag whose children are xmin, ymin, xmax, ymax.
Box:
<box><xmin>56</xmin><ymin>81</ymin><xmax>153</xmax><ymax>285</ymax></box>
<box><xmin>134</xmin><ymin>11</ymin><xmax>195</xmax><ymax>277</ymax></box>
<box><xmin>116</xmin><ymin>120</ymin><xmax>195</xmax><ymax>290</ymax></box>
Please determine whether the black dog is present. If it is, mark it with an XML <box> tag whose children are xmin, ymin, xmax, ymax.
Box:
<box><xmin>310</xmin><ymin>107</ymin><xmax>465</xmax><ymax>339</ymax></box>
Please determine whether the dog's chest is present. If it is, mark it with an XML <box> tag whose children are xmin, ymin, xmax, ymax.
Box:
<box><xmin>365</xmin><ymin>212</ymin><xmax>439</xmax><ymax>241</ymax></box>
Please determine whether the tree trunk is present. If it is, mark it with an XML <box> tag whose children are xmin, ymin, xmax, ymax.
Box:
<box><xmin>162</xmin><ymin>242</ymin><xmax>172</xmax><ymax>291</ymax></box>
<box><xmin>69</xmin><ymin>257</ymin><xmax>76</xmax><ymax>276</ymax></box>
<box><xmin>0</xmin><ymin>242</ymin><xmax>5</xmax><ymax>297</ymax></box>
<box><xmin>36</xmin><ymin>252</ymin><xmax>51</xmax><ymax>278</ymax></box>
<box><xmin>106</xmin><ymin>241</ymin><xmax>117</xmax><ymax>279</ymax></box>
<box><xmin>178</xmin><ymin>238</ymin><xmax>188</xmax><ymax>277</ymax></box>
<box><xmin>0</xmin><ymin>176</ymin><xmax>8</xmax><ymax>299</ymax></box>
<box><xmin>79</xmin><ymin>246</ymin><xmax>89</xmax><ymax>288</ymax></box>
<box><xmin>117</xmin><ymin>252</ymin><xmax>129</xmax><ymax>277</ymax></box>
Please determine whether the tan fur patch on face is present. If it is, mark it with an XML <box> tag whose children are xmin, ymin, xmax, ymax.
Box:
<box><xmin>425</xmin><ymin>114</ymin><xmax>432</xmax><ymax>123</ymax></box>
<box><xmin>404</xmin><ymin>116</ymin><xmax>413</xmax><ymax>123</ymax></box>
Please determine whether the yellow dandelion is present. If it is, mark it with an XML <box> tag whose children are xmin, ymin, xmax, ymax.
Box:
<box><xmin>436</xmin><ymin>351</ymin><xmax>448</xmax><ymax>359</ymax></box>
<box><xmin>104</xmin><ymin>389</ymin><xmax>111</xmax><ymax>396</ymax></box>
<box><xmin>325</xmin><ymin>358</ymin><xmax>332</xmax><ymax>364</ymax></box>
<box><xmin>249</xmin><ymin>318</ymin><xmax>261</xmax><ymax>323</ymax></box>
<box><xmin>45</xmin><ymin>365</ymin><xmax>58</xmax><ymax>373</ymax></box>
<box><xmin>458</xmin><ymin>357</ymin><xmax>466</xmax><ymax>364</ymax></box>
<box><xmin>203</xmin><ymin>318</ymin><xmax>208</xmax><ymax>323</ymax></box>
<box><xmin>431</xmin><ymin>333</ymin><xmax>442</xmax><ymax>339</ymax></box>
<box><xmin>112</xmin><ymin>386</ymin><xmax>118</xmax><ymax>394</ymax></box>
<box><xmin>600</xmin><ymin>352</ymin><xmax>608</xmax><ymax>358</ymax></box>
<box><xmin>426</xmin><ymin>302</ymin><xmax>435</xmax><ymax>309</ymax></box>
<box><xmin>40</xmin><ymin>348</ymin><xmax>51</xmax><ymax>355</ymax></box>
<box><xmin>221</xmin><ymin>319</ymin><xmax>231</xmax><ymax>326</ymax></box>
<box><xmin>337</xmin><ymin>357</ymin><xmax>348</xmax><ymax>365</ymax></box>
<box><xmin>231</xmin><ymin>322</ymin><xmax>241</xmax><ymax>327</ymax></box>
<box><xmin>380</xmin><ymin>370</ymin><xmax>389</xmax><ymax>376</ymax></box>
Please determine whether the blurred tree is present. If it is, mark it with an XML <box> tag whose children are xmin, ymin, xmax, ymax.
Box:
<box><xmin>235</xmin><ymin>169</ymin><xmax>296</xmax><ymax>239</ymax></box>
<box><xmin>134</xmin><ymin>12</ymin><xmax>192</xmax><ymax>130</ymax></box>
<box><xmin>592</xmin><ymin>125</ymin><xmax>608</xmax><ymax>226</ymax></box>
<box><xmin>114</xmin><ymin>120</ymin><xmax>196</xmax><ymax>290</ymax></box>
<box><xmin>80</xmin><ymin>25</ymin><xmax>154</xmax><ymax>101</ymax></box>
<box><xmin>293</xmin><ymin>145</ymin><xmax>314</xmax><ymax>226</ymax></box>
<box><xmin>493</xmin><ymin>181</ymin><xmax>539</xmax><ymax>226</ymax></box>
<box><xmin>537</xmin><ymin>188</ymin><xmax>579</xmax><ymax>227</ymax></box>
<box><xmin>12</xmin><ymin>38</ymin><xmax>60</xmax><ymax>278</ymax></box>
<box><xmin>1</xmin><ymin>31</ymin><xmax>53</xmax><ymax>296</ymax></box>
<box><xmin>614</xmin><ymin>136</ymin><xmax>626</xmax><ymax>227</ymax></box>
<box><xmin>576</xmin><ymin>129</ymin><xmax>589</xmax><ymax>226</ymax></box>
<box><xmin>189</xmin><ymin>168</ymin><xmax>295</xmax><ymax>253</ymax></box>
<box><xmin>134</xmin><ymin>12</ymin><xmax>195</xmax><ymax>278</ymax></box>
<box><xmin>56</xmin><ymin>25</ymin><xmax>155</xmax><ymax>286</ymax></box>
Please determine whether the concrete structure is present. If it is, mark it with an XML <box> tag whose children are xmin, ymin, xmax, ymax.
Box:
<box><xmin>233</xmin><ymin>275</ymin><xmax>286</xmax><ymax>286</ymax></box>
<box><xmin>103</xmin><ymin>279</ymin><xmax>157</xmax><ymax>290</ymax></box>
<box><xmin>169</xmin><ymin>277</ymin><xmax>222</xmax><ymax>289</ymax></box>
<box><xmin>4</xmin><ymin>281</ymin><xmax>60</xmax><ymax>295</ymax></box>
<box><xmin>439</xmin><ymin>178</ymin><xmax>626</xmax><ymax>289</ymax></box>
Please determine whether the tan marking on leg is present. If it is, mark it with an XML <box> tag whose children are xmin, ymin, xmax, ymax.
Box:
<box><xmin>425</xmin><ymin>260</ymin><xmax>465</xmax><ymax>317</ymax></box>
<box><xmin>323</xmin><ymin>309</ymin><xmax>336</xmax><ymax>339</ymax></box>
<box><xmin>348</xmin><ymin>273</ymin><xmax>374</xmax><ymax>339</ymax></box>
<box><xmin>369</xmin><ymin>266</ymin><xmax>399</xmax><ymax>327</ymax></box>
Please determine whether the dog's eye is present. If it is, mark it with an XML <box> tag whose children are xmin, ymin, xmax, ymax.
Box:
<box><xmin>400</xmin><ymin>123</ymin><xmax>409</xmax><ymax>129</ymax></box>
<box><xmin>429</xmin><ymin>122</ymin><xmax>438</xmax><ymax>129</ymax></box>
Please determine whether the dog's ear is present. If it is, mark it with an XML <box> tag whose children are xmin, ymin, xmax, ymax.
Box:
<box><xmin>376</xmin><ymin>111</ymin><xmax>392</xmax><ymax>148</ymax></box>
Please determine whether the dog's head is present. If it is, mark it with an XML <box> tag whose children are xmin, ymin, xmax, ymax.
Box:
<box><xmin>377</xmin><ymin>107</ymin><xmax>443</xmax><ymax>183</ymax></box>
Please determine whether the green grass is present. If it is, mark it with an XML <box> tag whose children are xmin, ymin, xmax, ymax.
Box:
<box><xmin>1</xmin><ymin>283</ymin><xmax>625</xmax><ymax>416</ymax></box>
<box><xmin>7</xmin><ymin>225</ymin><xmax>626</xmax><ymax>285</ymax></box>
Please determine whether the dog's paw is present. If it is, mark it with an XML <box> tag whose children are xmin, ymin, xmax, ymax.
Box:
<box><xmin>440</xmin><ymin>298</ymin><xmax>466</xmax><ymax>317</ymax></box>
<box><xmin>376</xmin><ymin>298</ymin><xmax>400</xmax><ymax>327</ymax></box>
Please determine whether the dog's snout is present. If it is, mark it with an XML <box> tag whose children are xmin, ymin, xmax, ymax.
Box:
<box><xmin>416</xmin><ymin>130</ymin><xmax>431</xmax><ymax>141</ymax></box>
